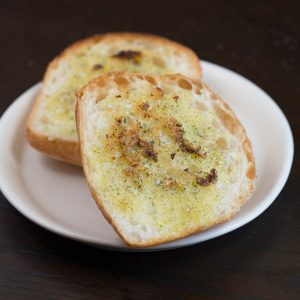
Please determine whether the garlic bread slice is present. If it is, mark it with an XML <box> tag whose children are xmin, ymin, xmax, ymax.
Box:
<box><xmin>26</xmin><ymin>33</ymin><xmax>201</xmax><ymax>165</ymax></box>
<box><xmin>76</xmin><ymin>72</ymin><xmax>256</xmax><ymax>247</ymax></box>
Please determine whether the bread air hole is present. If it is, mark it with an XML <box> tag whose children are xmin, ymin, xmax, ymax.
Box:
<box><xmin>136</xmin><ymin>74</ymin><xmax>144</xmax><ymax>80</ymax></box>
<box><xmin>96</xmin><ymin>92</ymin><xmax>108</xmax><ymax>103</ymax></box>
<box><xmin>145</xmin><ymin>75</ymin><xmax>156</xmax><ymax>85</ymax></box>
<box><xmin>195</xmin><ymin>101</ymin><xmax>208</xmax><ymax>111</ymax></box>
<box><xmin>151</xmin><ymin>87</ymin><xmax>164</xmax><ymax>99</ymax></box>
<box><xmin>153</xmin><ymin>56</ymin><xmax>166</xmax><ymax>68</ymax></box>
<box><xmin>178</xmin><ymin>79</ymin><xmax>192</xmax><ymax>90</ymax></box>
<box><xmin>214</xmin><ymin>105</ymin><xmax>238</xmax><ymax>134</ymax></box>
<box><xmin>195</xmin><ymin>88</ymin><xmax>202</xmax><ymax>95</ymax></box>
<box><xmin>216</xmin><ymin>137</ymin><xmax>227</xmax><ymax>149</ymax></box>
<box><xmin>115</xmin><ymin>76</ymin><xmax>129</xmax><ymax>85</ymax></box>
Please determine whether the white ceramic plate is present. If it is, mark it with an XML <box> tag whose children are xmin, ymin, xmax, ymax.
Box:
<box><xmin>0</xmin><ymin>61</ymin><xmax>293</xmax><ymax>251</ymax></box>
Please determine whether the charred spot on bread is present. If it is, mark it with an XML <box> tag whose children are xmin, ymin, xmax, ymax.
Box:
<box><xmin>112</xmin><ymin>50</ymin><xmax>142</xmax><ymax>63</ymax></box>
<box><xmin>108</xmin><ymin>117</ymin><xmax>159</xmax><ymax>174</ymax></box>
<box><xmin>139</xmin><ymin>102</ymin><xmax>150</xmax><ymax>110</ymax></box>
<box><xmin>93</xmin><ymin>64</ymin><xmax>104</xmax><ymax>70</ymax></box>
<box><xmin>179</xmin><ymin>141</ymin><xmax>207</xmax><ymax>158</ymax></box>
<box><xmin>166</xmin><ymin>117</ymin><xmax>206</xmax><ymax>158</ymax></box>
<box><xmin>196</xmin><ymin>168</ymin><xmax>218</xmax><ymax>186</ymax></box>
<box><xmin>137</xmin><ymin>138</ymin><xmax>158</xmax><ymax>162</ymax></box>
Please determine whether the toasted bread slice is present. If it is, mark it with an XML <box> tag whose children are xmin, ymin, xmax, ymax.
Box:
<box><xmin>76</xmin><ymin>72</ymin><xmax>256</xmax><ymax>247</ymax></box>
<box><xmin>26</xmin><ymin>33</ymin><xmax>202</xmax><ymax>165</ymax></box>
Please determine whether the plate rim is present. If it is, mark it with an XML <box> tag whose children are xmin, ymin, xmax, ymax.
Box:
<box><xmin>0</xmin><ymin>61</ymin><xmax>294</xmax><ymax>251</ymax></box>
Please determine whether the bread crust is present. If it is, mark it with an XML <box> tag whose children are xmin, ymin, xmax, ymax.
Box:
<box><xmin>26</xmin><ymin>127</ymin><xmax>81</xmax><ymax>165</ymax></box>
<box><xmin>76</xmin><ymin>72</ymin><xmax>256</xmax><ymax>248</ymax></box>
<box><xmin>26</xmin><ymin>32</ymin><xmax>202</xmax><ymax>165</ymax></box>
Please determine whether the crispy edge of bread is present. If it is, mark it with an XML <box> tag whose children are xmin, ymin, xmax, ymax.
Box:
<box><xmin>76</xmin><ymin>72</ymin><xmax>256</xmax><ymax>248</ymax></box>
<box><xmin>26</xmin><ymin>32</ymin><xmax>202</xmax><ymax>165</ymax></box>
<box><xmin>26</xmin><ymin>127</ymin><xmax>81</xmax><ymax>165</ymax></box>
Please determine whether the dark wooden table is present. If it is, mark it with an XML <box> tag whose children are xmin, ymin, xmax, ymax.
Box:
<box><xmin>0</xmin><ymin>1</ymin><xmax>299</xmax><ymax>299</ymax></box>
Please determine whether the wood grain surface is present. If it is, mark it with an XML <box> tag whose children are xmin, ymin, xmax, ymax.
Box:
<box><xmin>0</xmin><ymin>1</ymin><xmax>299</xmax><ymax>299</ymax></box>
